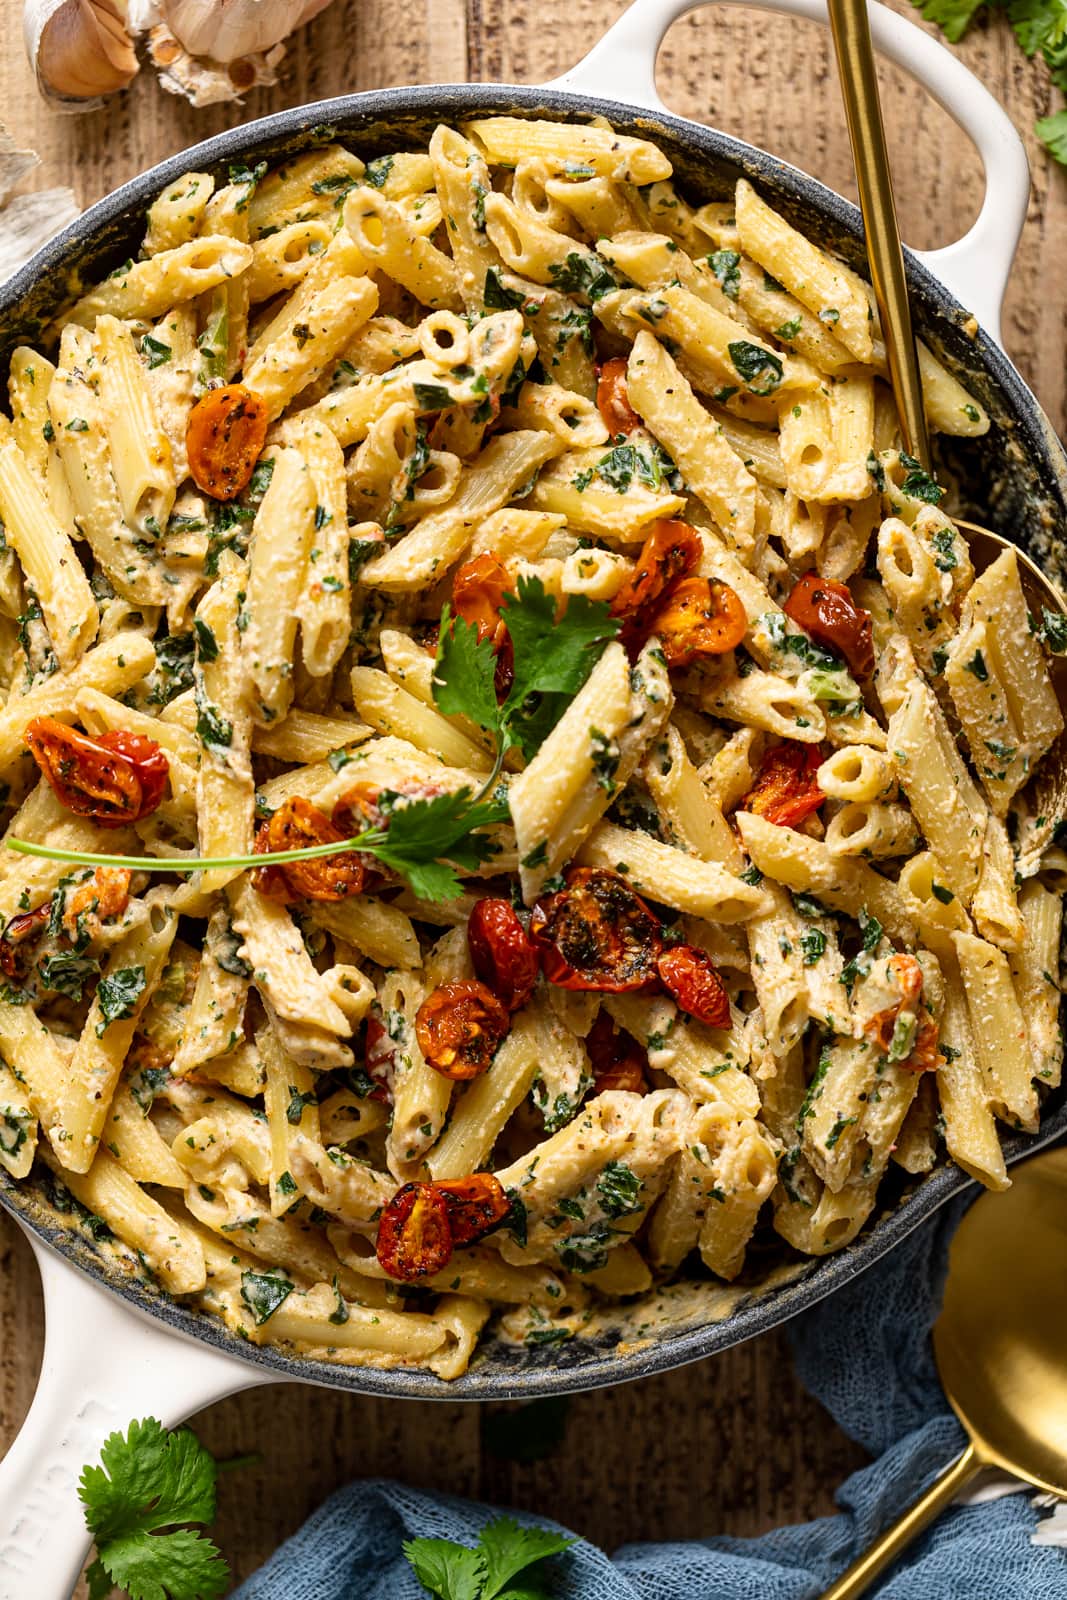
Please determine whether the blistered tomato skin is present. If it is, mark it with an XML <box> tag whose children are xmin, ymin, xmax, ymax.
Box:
<box><xmin>376</xmin><ymin>1183</ymin><xmax>454</xmax><ymax>1281</ymax></box>
<box><xmin>531</xmin><ymin>867</ymin><xmax>663</xmax><ymax>993</ymax></box>
<box><xmin>650</xmin><ymin>576</ymin><xmax>747</xmax><ymax>667</ymax></box>
<box><xmin>609</xmin><ymin>520</ymin><xmax>702</xmax><ymax>658</ymax></box>
<box><xmin>450</xmin><ymin>552</ymin><xmax>514</xmax><ymax>697</ymax></box>
<box><xmin>0</xmin><ymin>904</ymin><xmax>48</xmax><ymax>981</ymax></box>
<box><xmin>435</xmin><ymin>1173</ymin><xmax>511</xmax><ymax>1245</ymax></box>
<box><xmin>655</xmin><ymin>945</ymin><xmax>732</xmax><ymax>1029</ymax></box>
<box><xmin>596</xmin><ymin>358</ymin><xmax>641</xmax><ymax>437</ymax></box>
<box><xmin>186</xmin><ymin>383</ymin><xmax>269</xmax><ymax>502</ymax></box>
<box><xmin>25</xmin><ymin>715</ymin><xmax>169</xmax><ymax>829</ymax></box>
<box><xmin>741</xmin><ymin>741</ymin><xmax>825</xmax><ymax>828</ymax></box>
<box><xmin>783</xmin><ymin>571</ymin><xmax>874</xmax><ymax>679</ymax></box>
<box><xmin>467</xmin><ymin>897</ymin><xmax>539</xmax><ymax>1012</ymax></box>
<box><xmin>416</xmin><ymin>980</ymin><xmax>511</xmax><ymax>1080</ymax></box>
<box><xmin>585</xmin><ymin>1010</ymin><xmax>649</xmax><ymax>1094</ymax></box>
<box><xmin>252</xmin><ymin>795</ymin><xmax>366</xmax><ymax>903</ymax></box>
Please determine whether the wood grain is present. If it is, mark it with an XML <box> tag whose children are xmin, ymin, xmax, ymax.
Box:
<box><xmin>0</xmin><ymin>0</ymin><xmax>1062</xmax><ymax>1588</ymax></box>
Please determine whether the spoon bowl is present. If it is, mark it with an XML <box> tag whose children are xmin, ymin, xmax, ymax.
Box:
<box><xmin>936</xmin><ymin>1144</ymin><xmax>1067</xmax><ymax>1497</ymax></box>
<box><xmin>822</xmin><ymin>1146</ymin><xmax>1067</xmax><ymax>1598</ymax></box>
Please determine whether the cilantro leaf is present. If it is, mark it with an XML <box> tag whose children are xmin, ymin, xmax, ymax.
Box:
<box><xmin>78</xmin><ymin>1418</ymin><xmax>230</xmax><ymax>1600</ymax></box>
<box><xmin>501</xmin><ymin>577</ymin><xmax>619</xmax><ymax>759</ymax></box>
<box><xmin>402</xmin><ymin>1536</ymin><xmax>486</xmax><ymax>1600</ymax></box>
<box><xmin>1037</xmin><ymin>107</ymin><xmax>1067</xmax><ymax>164</ymax></box>
<box><xmin>433</xmin><ymin>609</ymin><xmax>504</xmax><ymax>739</ymax></box>
<box><xmin>911</xmin><ymin>0</ymin><xmax>986</xmax><ymax>42</ymax></box>
<box><xmin>479</xmin><ymin>1517</ymin><xmax>575</xmax><ymax>1597</ymax></box>
<box><xmin>371</xmin><ymin>789</ymin><xmax>509</xmax><ymax>902</ymax></box>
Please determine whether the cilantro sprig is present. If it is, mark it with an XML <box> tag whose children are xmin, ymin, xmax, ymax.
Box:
<box><xmin>79</xmin><ymin>1418</ymin><xmax>230</xmax><ymax>1600</ymax></box>
<box><xmin>404</xmin><ymin>1514</ymin><xmax>574</xmax><ymax>1600</ymax></box>
<box><xmin>8</xmin><ymin>577</ymin><xmax>608</xmax><ymax>903</ymax></box>
<box><xmin>433</xmin><ymin>573</ymin><xmax>620</xmax><ymax>779</ymax></box>
<box><xmin>909</xmin><ymin>0</ymin><xmax>1067</xmax><ymax>166</ymax></box>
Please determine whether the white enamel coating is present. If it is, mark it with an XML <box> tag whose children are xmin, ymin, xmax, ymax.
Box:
<box><xmin>0</xmin><ymin>9</ymin><xmax>1032</xmax><ymax>1593</ymax></box>
<box><xmin>549</xmin><ymin>0</ymin><xmax>1030</xmax><ymax>344</ymax></box>
<box><xmin>0</xmin><ymin>1229</ymin><xmax>274</xmax><ymax>1600</ymax></box>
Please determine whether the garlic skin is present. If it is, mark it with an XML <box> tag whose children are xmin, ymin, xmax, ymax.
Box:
<box><xmin>146</xmin><ymin>24</ymin><xmax>287</xmax><ymax>107</ymax></box>
<box><xmin>133</xmin><ymin>0</ymin><xmax>336</xmax><ymax>65</ymax></box>
<box><xmin>0</xmin><ymin>123</ymin><xmax>80</xmax><ymax>282</ymax></box>
<box><xmin>25</xmin><ymin>0</ymin><xmax>139</xmax><ymax>109</ymax></box>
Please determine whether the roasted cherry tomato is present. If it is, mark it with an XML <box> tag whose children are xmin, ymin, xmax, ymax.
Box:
<box><xmin>26</xmin><ymin>716</ymin><xmax>169</xmax><ymax>829</ymax></box>
<box><xmin>596</xmin><ymin>357</ymin><xmax>641</xmax><ymax>437</ymax></box>
<box><xmin>741</xmin><ymin>741</ymin><xmax>825</xmax><ymax>828</ymax></box>
<box><xmin>865</xmin><ymin>954</ymin><xmax>924</xmax><ymax>1054</ymax></box>
<box><xmin>362</xmin><ymin>1014</ymin><xmax>396</xmax><ymax>1105</ymax></box>
<box><xmin>531</xmin><ymin>867</ymin><xmax>663</xmax><ymax>993</ymax></box>
<box><xmin>435</xmin><ymin>1173</ymin><xmax>511</xmax><ymax>1245</ymax></box>
<box><xmin>0</xmin><ymin>904</ymin><xmax>48</xmax><ymax>981</ymax></box>
<box><xmin>910</xmin><ymin>1019</ymin><xmax>941</xmax><ymax>1073</ymax></box>
<box><xmin>376</xmin><ymin>1182</ymin><xmax>453</xmax><ymax>1280</ymax></box>
<box><xmin>783</xmin><ymin>571</ymin><xmax>874</xmax><ymax>679</ymax></box>
<box><xmin>585</xmin><ymin>1010</ymin><xmax>648</xmax><ymax>1094</ymax></box>
<box><xmin>655</xmin><ymin>945</ymin><xmax>731</xmax><ymax>1029</ymax></box>
<box><xmin>650</xmin><ymin>576</ymin><xmax>747</xmax><ymax>667</ymax></box>
<box><xmin>63</xmin><ymin>867</ymin><xmax>131</xmax><ymax>936</ymax></box>
<box><xmin>416</xmin><ymin>980</ymin><xmax>511</xmax><ymax>1080</ymax></box>
<box><xmin>450</xmin><ymin>552</ymin><xmax>513</xmax><ymax>697</ymax></box>
<box><xmin>467</xmin><ymin>897</ymin><xmax>539</xmax><ymax>1012</ymax></box>
<box><xmin>609</xmin><ymin>520</ymin><xmax>702</xmax><ymax>658</ymax></box>
<box><xmin>186</xmin><ymin>383</ymin><xmax>269</xmax><ymax>502</ymax></box>
<box><xmin>252</xmin><ymin>796</ymin><xmax>367</xmax><ymax>902</ymax></box>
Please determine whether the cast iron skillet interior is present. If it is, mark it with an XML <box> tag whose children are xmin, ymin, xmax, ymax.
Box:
<box><xmin>2</xmin><ymin>85</ymin><xmax>1066</xmax><ymax>1400</ymax></box>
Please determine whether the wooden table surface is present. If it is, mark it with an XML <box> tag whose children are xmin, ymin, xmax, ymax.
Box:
<box><xmin>0</xmin><ymin>0</ymin><xmax>1063</xmax><ymax>1589</ymax></box>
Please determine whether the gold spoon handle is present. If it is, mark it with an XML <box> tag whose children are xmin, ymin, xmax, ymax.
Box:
<box><xmin>826</xmin><ymin>0</ymin><xmax>931</xmax><ymax>470</ymax></box>
<box><xmin>818</xmin><ymin>1441</ymin><xmax>983</xmax><ymax>1600</ymax></box>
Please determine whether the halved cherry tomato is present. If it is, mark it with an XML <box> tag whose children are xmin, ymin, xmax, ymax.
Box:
<box><xmin>363</xmin><ymin>1014</ymin><xmax>396</xmax><ymax>1105</ymax></box>
<box><xmin>252</xmin><ymin>796</ymin><xmax>367</xmax><ymax>903</ymax></box>
<box><xmin>741</xmin><ymin>741</ymin><xmax>825</xmax><ymax>828</ymax></box>
<box><xmin>0</xmin><ymin>904</ymin><xmax>48</xmax><ymax>981</ymax></box>
<box><xmin>865</xmin><ymin>954</ymin><xmax>924</xmax><ymax>1054</ymax></box>
<box><xmin>376</xmin><ymin>1183</ymin><xmax>453</xmax><ymax>1281</ymax></box>
<box><xmin>650</xmin><ymin>577</ymin><xmax>747</xmax><ymax>668</ymax></box>
<box><xmin>609</xmin><ymin>520</ymin><xmax>702</xmax><ymax>658</ymax></box>
<box><xmin>655</xmin><ymin>945</ymin><xmax>731</xmax><ymax>1029</ymax></box>
<box><xmin>585</xmin><ymin>1010</ymin><xmax>648</xmax><ymax>1094</ymax></box>
<box><xmin>596</xmin><ymin>357</ymin><xmax>641</xmax><ymax>437</ymax></box>
<box><xmin>26</xmin><ymin>716</ymin><xmax>169</xmax><ymax>829</ymax></box>
<box><xmin>186</xmin><ymin>383</ymin><xmax>269</xmax><ymax>502</ymax></box>
<box><xmin>910</xmin><ymin>1019</ymin><xmax>941</xmax><ymax>1073</ymax></box>
<box><xmin>63</xmin><ymin>868</ymin><xmax>131</xmax><ymax>936</ymax></box>
<box><xmin>531</xmin><ymin>867</ymin><xmax>663</xmax><ymax>993</ymax></box>
<box><xmin>435</xmin><ymin>1173</ymin><xmax>511</xmax><ymax>1245</ymax></box>
<box><xmin>450</xmin><ymin>552</ymin><xmax>513</xmax><ymax>698</ymax></box>
<box><xmin>467</xmin><ymin>897</ymin><xmax>539</xmax><ymax>1012</ymax></box>
<box><xmin>331</xmin><ymin>782</ymin><xmax>387</xmax><ymax>839</ymax></box>
<box><xmin>783</xmin><ymin>571</ymin><xmax>874</xmax><ymax>679</ymax></box>
<box><xmin>416</xmin><ymin>980</ymin><xmax>510</xmax><ymax>1080</ymax></box>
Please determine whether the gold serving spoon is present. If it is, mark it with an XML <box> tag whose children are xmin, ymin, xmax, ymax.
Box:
<box><xmin>819</xmin><ymin>1145</ymin><xmax>1067</xmax><ymax>1598</ymax></box>
<box><xmin>826</xmin><ymin>0</ymin><xmax>1067</xmax><ymax>844</ymax></box>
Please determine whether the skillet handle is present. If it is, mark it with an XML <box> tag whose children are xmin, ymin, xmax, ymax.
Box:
<box><xmin>0</xmin><ymin>1230</ymin><xmax>273</xmax><ymax>1600</ymax></box>
<box><xmin>548</xmin><ymin>0</ymin><xmax>1029</xmax><ymax>344</ymax></box>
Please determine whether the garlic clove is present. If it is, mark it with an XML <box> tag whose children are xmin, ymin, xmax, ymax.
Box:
<box><xmin>147</xmin><ymin>24</ymin><xmax>286</xmax><ymax>107</ymax></box>
<box><xmin>25</xmin><ymin>0</ymin><xmax>139</xmax><ymax>108</ymax></box>
<box><xmin>154</xmin><ymin>0</ymin><xmax>337</xmax><ymax>66</ymax></box>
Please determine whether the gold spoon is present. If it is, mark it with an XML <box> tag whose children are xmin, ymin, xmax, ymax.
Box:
<box><xmin>820</xmin><ymin>1145</ymin><xmax>1067</xmax><ymax>1598</ymax></box>
<box><xmin>826</xmin><ymin>0</ymin><xmax>1067</xmax><ymax>844</ymax></box>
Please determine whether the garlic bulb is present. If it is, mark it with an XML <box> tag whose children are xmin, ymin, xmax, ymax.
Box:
<box><xmin>26</xmin><ymin>0</ymin><xmax>339</xmax><ymax>110</ymax></box>
<box><xmin>24</xmin><ymin>0</ymin><xmax>139</xmax><ymax>108</ymax></box>
<box><xmin>133</xmin><ymin>0</ymin><xmax>336</xmax><ymax>65</ymax></box>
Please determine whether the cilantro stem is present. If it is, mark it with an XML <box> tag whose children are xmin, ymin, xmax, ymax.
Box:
<box><xmin>4</xmin><ymin>826</ymin><xmax>390</xmax><ymax>874</ymax></box>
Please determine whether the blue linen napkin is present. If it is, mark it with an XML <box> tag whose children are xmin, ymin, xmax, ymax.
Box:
<box><xmin>234</xmin><ymin>1196</ymin><xmax>1067</xmax><ymax>1598</ymax></box>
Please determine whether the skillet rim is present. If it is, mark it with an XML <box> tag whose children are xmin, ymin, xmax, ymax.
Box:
<box><xmin>1</xmin><ymin>79</ymin><xmax>1065</xmax><ymax>1400</ymax></box>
